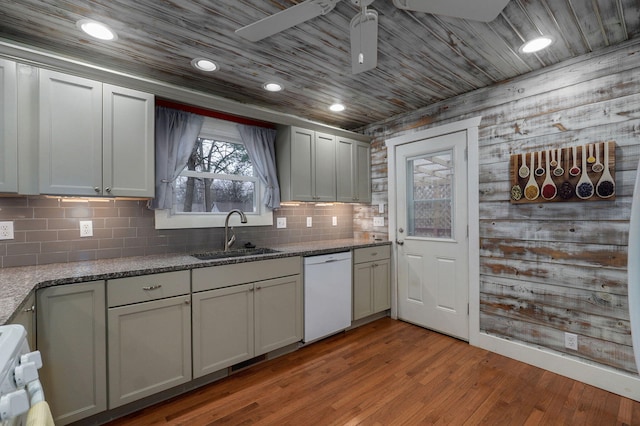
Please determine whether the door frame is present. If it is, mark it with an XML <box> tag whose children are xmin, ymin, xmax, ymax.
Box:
<box><xmin>385</xmin><ymin>116</ymin><xmax>481</xmax><ymax>346</ymax></box>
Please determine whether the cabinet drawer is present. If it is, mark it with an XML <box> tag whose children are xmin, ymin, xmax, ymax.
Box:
<box><xmin>353</xmin><ymin>245</ymin><xmax>390</xmax><ymax>264</ymax></box>
<box><xmin>107</xmin><ymin>270</ymin><xmax>190</xmax><ymax>307</ymax></box>
<box><xmin>192</xmin><ymin>257</ymin><xmax>301</xmax><ymax>292</ymax></box>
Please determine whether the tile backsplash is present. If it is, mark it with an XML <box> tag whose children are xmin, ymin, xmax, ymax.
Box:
<box><xmin>0</xmin><ymin>196</ymin><xmax>354</xmax><ymax>268</ymax></box>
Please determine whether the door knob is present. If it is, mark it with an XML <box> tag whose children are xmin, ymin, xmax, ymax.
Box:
<box><xmin>396</xmin><ymin>240</ymin><xmax>404</xmax><ymax>245</ymax></box>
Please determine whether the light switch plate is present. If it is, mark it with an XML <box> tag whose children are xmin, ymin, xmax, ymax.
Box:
<box><xmin>332</xmin><ymin>216</ymin><xmax>337</xmax><ymax>226</ymax></box>
<box><xmin>306</xmin><ymin>217</ymin><xmax>312</xmax><ymax>227</ymax></box>
<box><xmin>79</xmin><ymin>220</ymin><xmax>93</xmax><ymax>237</ymax></box>
<box><xmin>0</xmin><ymin>221</ymin><xmax>14</xmax><ymax>240</ymax></box>
<box><xmin>378</xmin><ymin>203</ymin><xmax>385</xmax><ymax>214</ymax></box>
<box><xmin>373</xmin><ymin>217</ymin><xmax>384</xmax><ymax>227</ymax></box>
<box><xmin>276</xmin><ymin>217</ymin><xmax>287</xmax><ymax>229</ymax></box>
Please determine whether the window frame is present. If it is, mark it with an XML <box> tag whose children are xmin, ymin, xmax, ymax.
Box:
<box><xmin>154</xmin><ymin>117</ymin><xmax>273</xmax><ymax>229</ymax></box>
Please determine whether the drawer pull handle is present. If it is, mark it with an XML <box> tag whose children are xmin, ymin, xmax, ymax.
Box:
<box><xmin>371</xmin><ymin>252</ymin><xmax>378</xmax><ymax>256</ymax></box>
<box><xmin>142</xmin><ymin>285</ymin><xmax>162</xmax><ymax>291</ymax></box>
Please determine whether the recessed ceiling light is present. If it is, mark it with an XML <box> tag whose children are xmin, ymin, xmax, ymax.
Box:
<box><xmin>329</xmin><ymin>103</ymin><xmax>345</xmax><ymax>112</ymax></box>
<box><xmin>520</xmin><ymin>36</ymin><xmax>553</xmax><ymax>53</ymax></box>
<box><xmin>77</xmin><ymin>19</ymin><xmax>117</xmax><ymax>41</ymax></box>
<box><xmin>191</xmin><ymin>58</ymin><xmax>219</xmax><ymax>72</ymax></box>
<box><xmin>263</xmin><ymin>82</ymin><xmax>284</xmax><ymax>92</ymax></box>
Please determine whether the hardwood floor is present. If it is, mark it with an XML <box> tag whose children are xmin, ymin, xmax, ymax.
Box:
<box><xmin>107</xmin><ymin>318</ymin><xmax>640</xmax><ymax>425</ymax></box>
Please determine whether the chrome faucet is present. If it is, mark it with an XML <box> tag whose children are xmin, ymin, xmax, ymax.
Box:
<box><xmin>224</xmin><ymin>209</ymin><xmax>247</xmax><ymax>252</ymax></box>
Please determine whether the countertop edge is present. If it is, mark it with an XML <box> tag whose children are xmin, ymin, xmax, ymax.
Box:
<box><xmin>1</xmin><ymin>239</ymin><xmax>391</xmax><ymax>325</ymax></box>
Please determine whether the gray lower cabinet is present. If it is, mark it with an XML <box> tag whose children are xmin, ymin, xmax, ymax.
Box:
<box><xmin>10</xmin><ymin>292</ymin><xmax>35</xmax><ymax>350</ymax></box>
<box><xmin>353</xmin><ymin>246</ymin><xmax>391</xmax><ymax>321</ymax></box>
<box><xmin>192</xmin><ymin>257</ymin><xmax>303</xmax><ymax>379</ymax></box>
<box><xmin>36</xmin><ymin>281</ymin><xmax>107</xmax><ymax>425</ymax></box>
<box><xmin>107</xmin><ymin>271</ymin><xmax>191</xmax><ymax>409</ymax></box>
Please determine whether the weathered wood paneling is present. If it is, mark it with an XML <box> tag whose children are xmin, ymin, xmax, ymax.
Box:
<box><xmin>359</xmin><ymin>39</ymin><xmax>640</xmax><ymax>374</ymax></box>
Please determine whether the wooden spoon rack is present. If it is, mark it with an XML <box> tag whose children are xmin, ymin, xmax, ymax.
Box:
<box><xmin>509</xmin><ymin>141</ymin><xmax>616</xmax><ymax>204</ymax></box>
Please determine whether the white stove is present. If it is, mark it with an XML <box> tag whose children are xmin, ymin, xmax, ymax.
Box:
<box><xmin>0</xmin><ymin>324</ymin><xmax>44</xmax><ymax>425</ymax></box>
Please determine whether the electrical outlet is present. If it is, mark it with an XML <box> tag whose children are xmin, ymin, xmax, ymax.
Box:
<box><xmin>373</xmin><ymin>217</ymin><xmax>384</xmax><ymax>227</ymax></box>
<box><xmin>79</xmin><ymin>220</ymin><xmax>93</xmax><ymax>237</ymax></box>
<box><xmin>0</xmin><ymin>221</ymin><xmax>14</xmax><ymax>240</ymax></box>
<box><xmin>564</xmin><ymin>332</ymin><xmax>578</xmax><ymax>350</ymax></box>
<box><xmin>276</xmin><ymin>217</ymin><xmax>287</xmax><ymax>229</ymax></box>
<box><xmin>306</xmin><ymin>217</ymin><xmax>312</xmax><ymax>227</ymax></box>
<box><xmin>332</xmin><ymin>216</ymin><xmax>338</xmax><ymax>226</ymax></box>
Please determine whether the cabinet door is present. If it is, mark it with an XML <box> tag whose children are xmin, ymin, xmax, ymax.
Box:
<box><xmin>314</xmin><ymin>132</ymin><xmax>336</xmax><ymax>201</ymax></box>
<box><xmin>372</xmin><ymin>259</ymin><xmax>391</xmax><ymax>313</ymax></box>
<box><xmin>192</xmin><ymin>284</ymin><xmax>254</xmax><ymax>378</ymax></box>
<box><xmin>290</xmin><ymin>127</ymin><xmax>315</xmax><ymax>201</ymax></box>
<box><xmin>353</xmin><ymin>262</ymin><xmax>373</xmax><ymax>320</ymax></box>
<box><xmin>0</xmin><ymin>58</ymin><xmax>17</xmax><ymax>193</ymax></box>
<box><xmin>336</xmin><ymin>137</ymin><xmax>355</xmax><ymax>202</ymax></box>
<box><xmin>108</xmin><ymin>295</ymin><xmax>192</xmax><ymax>408</ymax></box>
<box><xmin>254</xmin><ymin>275</ymin><xmax>302</xmax><ymax>356</ymax></box>
<box><xmin>355</xmin><ymin>141</ymin><xmax>372</xmax><ymax>203</ymax></box>
<box><xmin>11</xmin><ymin>292</ymin><xmax>36</xmax><ymax>350</ymax></box>
<box><xmin>103</xmin><ymin>84</ymin><xmax>154</xmax><ymax>197</ymax></box>
<box><xmin>37</xmin><ymin>281</ymin><xmax>107</xmax><ymax>425</ymax></box>
<box><xmin>39</xmin><ymin>70</ymin><xmax>102</xmax><ymax>195</ymax></box>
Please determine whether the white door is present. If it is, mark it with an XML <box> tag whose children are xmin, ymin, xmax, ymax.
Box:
<box><xmin>395</xmin><ymin>130</ymin><xmax>469</xmax><ymax>340</ymax></box>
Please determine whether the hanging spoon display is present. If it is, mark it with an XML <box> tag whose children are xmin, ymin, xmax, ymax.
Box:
<box><xmin>596</xmin><ymin>141</ymin><xmax>615</xmax><ymax>198</ymax></box>
<box><xmin>592</xmin><ymin>142</ymin><xmax>604</xmax><ymax>173</ymax></box>
<box><xmin>569</xmin><ymin>145</ymin><xmax>580</xmax><ymax>177</ymax></box>
<box><xmin>541</xmin><ymin>150</ymin><xmax>557</xmax><ymax>200</ymax></box>
<box><xmin>576</xmin><ymin>145</ymin><xmax>594</xmax><ymax>199</ymax></box>
<box><xmin>524</xmin><ymin>152</ymin><xmax>540</xmax><ymax>200</ymax></box>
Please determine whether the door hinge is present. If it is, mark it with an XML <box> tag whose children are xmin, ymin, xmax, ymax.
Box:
<box><xmin>467</xmin><ymin>303</ymin><xmax>470</xmax><ymax>315</ymax></box>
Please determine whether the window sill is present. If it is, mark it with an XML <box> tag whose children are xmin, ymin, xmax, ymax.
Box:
<box><xmin>154</xmin><ymin>209</ymin><xmax>273</xmax><ymax>229</ymax></box>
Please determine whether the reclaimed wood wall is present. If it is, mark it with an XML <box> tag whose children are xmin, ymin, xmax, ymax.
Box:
<box><xmin>357</xmin><ymin>39</ymin><xmax>640</xmax><ymax>374</ymax></box>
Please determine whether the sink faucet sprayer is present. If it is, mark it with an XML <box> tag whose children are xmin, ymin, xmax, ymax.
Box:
<box><xmin>224</xmin><ymin>209</ymin><xmax>247</xmax><ymax>252</ymax></box>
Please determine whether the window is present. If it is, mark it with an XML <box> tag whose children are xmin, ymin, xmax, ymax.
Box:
<box><xmin>155</xmin><ymin>117</ymin><xmax>273</xmax><ymax>229</ymax></box>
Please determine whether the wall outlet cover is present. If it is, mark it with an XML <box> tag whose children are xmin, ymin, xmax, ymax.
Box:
<box><xmin>306</xmin><ymin>217</ymin><xmax>312</xmax><ymax>227</ymax></box>
<box><xmin>564</xmin><ymin>332</ymin><xmax>578</xmax><ymax>350</ymax></box>
<box><xmin>79</xmin><ymin>220</ymin><xmax>93</xmax><ymax>237</ymax></box>
<box><xmin>373</xmin><ymin>217</ymin><xmax>384</xmax><ymax>227</ymax></box>
<box><xmin>0</xmin><ymin>221</ymin><xmax>14</xmax><ymax>240</ymax></box>
<box><xmin>276</xmin><ymin>217</ymin><xmax>287</xmax><ymax>229</ymax></box>
<box><xmin>332</xmin><ymin>216</ymin><xmax>338</xmax><ymax>226</ymax></box>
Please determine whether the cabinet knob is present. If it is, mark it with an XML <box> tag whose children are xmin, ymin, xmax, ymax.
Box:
<box><xmin>94</xmin><ymin>187</ymin><xmax>100</xmax><ymax>193</ymax></box>
<box><xmin>23</xmin><ymin>305</ymin><xmax>35</xmax><ymax>313</ymax></box>
<box><xmin>184</xmin><ymin>299</ymin><xmax>191</xmax><ymax>305</ymax></box>
<box><xmin>105</xmin><ymin>187</ymin><xmax>112</xmax><ymax>193</ymax></box>
<box><xmin>255</xmin><ymin>286</ymin><xmax>262</xmax><ymax>291</ymax></box>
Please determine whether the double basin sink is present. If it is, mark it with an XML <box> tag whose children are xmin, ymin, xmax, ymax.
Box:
<box><xmin>191</xmin><ymin>247</ymin><xmax>280</xmax><ymax>261</ymax></box>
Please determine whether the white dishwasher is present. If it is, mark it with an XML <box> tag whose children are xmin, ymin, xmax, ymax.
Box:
<box><xmin>304</xmin><ymin>251</ymin><xmax>352</xmax><ymax>343</ymax></box>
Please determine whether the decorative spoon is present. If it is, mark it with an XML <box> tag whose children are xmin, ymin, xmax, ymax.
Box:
<box><xmin>524</xmin><ymin>152</ymin><xmax>539</xmax><ymax>200</ymax></box>
<box><xmin>549</xmin><ymin>149</ymin><xmax>558</xmax><ymax>168</ymax></box>
<box><xmin>518</xmin><ymin>152</ymin><xmax>529</xmax><ymax>178</ymax></box>
<box><xmin>576</xmin><ymin>145</ymin><xmax>594</xmax><ymax>199</ymax></box>
<box><xmin>592</xmin><ymin>142</ymin><xmax>604</xmax><ymax>173</ymax></box>
<box><xmin>569</xmin><ymin>145</ymin><xmax>580</xmax><ymax>176</ymax></box>
<box><xmin>587</xmin><ymin>144</ymin><xmax>596</xmax><ymax>164</ymax></box>
<box><xmin>596</xmin><ymin>141</ymin><xmax>615</xmax><ymax>198</ymax></box>
<box><xmin>541</xmin><ymin>150</ymin><xmax>557</xmax><ymax>200</ymax></box>
<box><xmin>553</xmin><ymin>148</ymin><xmax>564</xmax><ymax>177</ymax></box>
<box><xmin>535</xmin><ymin>150</ymin><xmax>545</xmax><ymax>176</ymax></box>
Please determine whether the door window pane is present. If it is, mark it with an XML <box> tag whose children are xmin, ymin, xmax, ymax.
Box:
<box><xmin>406</xmin><ymin>149</ymin><xmax>454</xmax><ymax>238</ymax></box>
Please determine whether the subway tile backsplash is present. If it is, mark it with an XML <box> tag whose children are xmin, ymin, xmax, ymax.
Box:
<box><xmin>0</xmin><ymin>196</ymin><xmax>354</xmax><ymax>268</ymax></box>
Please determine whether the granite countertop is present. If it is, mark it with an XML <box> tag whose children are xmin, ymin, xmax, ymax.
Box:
<box><xmin>0</xmin><ymin>238</ymin><xmax>391</xmax><ymax>325</ymax></box>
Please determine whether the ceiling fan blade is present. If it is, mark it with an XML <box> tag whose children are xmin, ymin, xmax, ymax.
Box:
<box><xmin>350</xmin><ymin>9</ymin><xmax>378</xmax><ymax>74</ymax></box>
<box><xmin>236</xmin><ymin>0</ymin><xmax>340</xmax><ymax>42</ymax></box>
<box><xmin>392</xmin><ymin>0</ymin><xmax>510</xmax><ymax>22</ymax></box>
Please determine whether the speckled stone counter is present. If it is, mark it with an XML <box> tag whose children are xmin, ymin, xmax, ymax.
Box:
<box><xmin>0</xmin><ymin>238</ymin><xmax>391</xmax><ymax>325</ymax></box>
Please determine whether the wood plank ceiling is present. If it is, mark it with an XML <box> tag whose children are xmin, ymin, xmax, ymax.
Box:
<box><xmin>0</xmin><ymin>0</ymin><xmax>639</xmax><ymax>131</ymax></box>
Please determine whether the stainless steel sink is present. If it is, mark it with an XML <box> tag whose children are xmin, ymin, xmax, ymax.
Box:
<box><xmin>191</xmin><ymin>247</ymin><xmax>280</xmax><ymax>260</ymax></box>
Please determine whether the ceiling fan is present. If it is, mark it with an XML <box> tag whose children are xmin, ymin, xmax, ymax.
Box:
<box><xmin>236</xmin><ymin>0</ymin><xmax>511</xmax><ymax>74</ymax></box>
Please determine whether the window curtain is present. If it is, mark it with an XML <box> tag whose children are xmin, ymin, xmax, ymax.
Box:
<box><xmin>151</xmin><ymin>106</ymin><xmax>204</xmax><ymax>210</ymax></box>
<box><xmin>237</xmin><ymin>124</ymin><xmax>281</xmax><ymax>209</ymax></box>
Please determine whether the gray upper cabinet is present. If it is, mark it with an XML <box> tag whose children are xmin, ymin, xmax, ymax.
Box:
<box><xmin>336</xmin><ymin>137</ymin><xmax>371</xmax><ymax>203</ymax></box>
<box><xmin>277</xmin><ymin>126</ymin><xmax>336</xmax><ymax>202</ymax></box>
<box><xmin>0</xmin><ymin>58</ymin><xmax>18</xmax><ymax>193</ymax></box>
<box><xmin>39</xmin><ymin>69</ymin><xmax>154</xmax><ymax>197</ymax></box>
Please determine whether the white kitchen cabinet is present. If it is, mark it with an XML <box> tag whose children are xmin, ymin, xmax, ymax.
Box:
<box><xmin>192</xmin><ymin>257</ymin><xmax>302</xmax><ymax>378</ymax></box>
<box><xmin>36</xmin><ymin>281</ymin><xmax>107</xmax><ymax>425</ymax></box>
<box><xmin>353</xmin><ymin>246</ymin><xmax>391</xmax><ymax>321</ymax></box>
<box><xmin>0</xmin><ymin>58</ymin><xmax>18</xmax><ymax>193</ymax></box>
<box><xmin>336</xmin><ymin>136</ymin><xmax>371</xmax><ymax>203</ymax></box>
<box><xmin>276</xmin><ymin>126</ymin><xmax>336</xmax><ymax>202</ymax></box>
<box><xmin>39</xmin><ymin>69</ymin><xmax>154</xmax><ymax>197</ymax></box>
<box><xmin>107</xmin><ymin>271</ymin><xmax>191</xmax><ymax>409</ymax></box>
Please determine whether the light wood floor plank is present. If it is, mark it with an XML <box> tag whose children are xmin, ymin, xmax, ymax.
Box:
<box><xmin>107</xmin><ymin>318</ymin><xmax>640</xmax><ymax>425</ymax></box>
